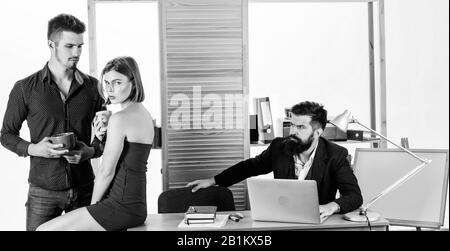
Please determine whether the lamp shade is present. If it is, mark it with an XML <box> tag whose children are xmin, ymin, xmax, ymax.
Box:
<box><xmin>329</xmin><ymin>110</ymin><xmax>352</xmax><ymax>132</ymax></box>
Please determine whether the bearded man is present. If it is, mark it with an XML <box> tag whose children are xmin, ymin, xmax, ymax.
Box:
<box><xmin>186</xmin><ymin>101</ymin><xmax>363</xmax><ymax>221</ymax></box>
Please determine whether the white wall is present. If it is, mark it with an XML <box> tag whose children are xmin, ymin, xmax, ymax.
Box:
<box><xmin>385</xmin><ymin>0</ymin><xmax>449</xmax><ymax>230</ymax></box>
<box><xmin>385</xmin><ymin>0</ymin><xmax>449</xmax><ymax>150</ymax></box>
<box><xmin>249</xmin><ymin>2</ymin><xmax>372</xmax><ymax>128</ymax></box>
<box><xmin>0</xmin><ymin>0</ymin><xmax>448</xmax><ymax>230</ymax></box>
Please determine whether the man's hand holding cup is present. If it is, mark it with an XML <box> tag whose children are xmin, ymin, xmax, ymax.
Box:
<box><xmin>63</xmin><ymin>141</ymin><xmax>95</xmax><ymax>164</ymax></box>
<box><xmin>28</xmin><ymin>137</ymin><xmax>69</xmax><ymax>158</ymax></box>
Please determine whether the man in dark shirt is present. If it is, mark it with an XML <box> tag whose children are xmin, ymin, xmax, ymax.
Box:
<box><xmin>0</xmin><ymin>14</ymin><xmax>105</xmax><ymax>231</ymax></box>
<box><xmin>187</xmin><ymin>101</ymin><xmax>363</xmax><ymax>222</ymax></box>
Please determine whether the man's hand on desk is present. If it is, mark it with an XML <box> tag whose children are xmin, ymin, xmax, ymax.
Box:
<box><xmin>319</xmin><ymin>202</ymin><xmax>340</xmax><ymax>221</ymax></box>
<box><xmin>186</xmin><ymin>178</ymin><xmax>216</xmax><ymax>192</ymax></box>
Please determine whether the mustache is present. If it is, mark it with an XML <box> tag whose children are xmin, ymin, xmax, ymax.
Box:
<box><xmin>287</xmin><ymin>134</ymin><xmax>300</xmax><ymax>142</ymax></box>
<box><xmin>283</xmin><ymin>134</ymin><xmax>313</xmax><ymax>155</ymax></box>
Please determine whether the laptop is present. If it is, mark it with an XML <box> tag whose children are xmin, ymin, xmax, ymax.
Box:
<box><xmin>247</xmin><ymin>178</ymin><xmax>326</xmax><ymax>224</ymax></box>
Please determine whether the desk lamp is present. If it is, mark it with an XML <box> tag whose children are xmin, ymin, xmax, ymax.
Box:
<box><xmin>329</xmin><ymin>110</ymin><xmax>432</xmax><ymax>222</ymax></box>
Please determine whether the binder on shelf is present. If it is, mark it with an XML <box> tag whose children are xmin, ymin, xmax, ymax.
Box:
<box><xmin>347</xmin><ymin>130</ymin><xmax>364</xmax><ymax>141</ymax></box>
<box><xmin>282</xmin><ymin>120</ymin><xmax>290</xmax><ymax>138</ymax></box>
<box><xmin>322</xmin><ymin>123</ymin><xmax>347</xmax><ymax>141</ymax></box>
<box><xmin>250</xmin><ymin>114</ymin><xmax>259</xmax><ymax>144</ymax></box>
<box><xmin>254</xmin><ymin>97</ymin><xmax>274</xmax><ymax>143</ymax></box>
<box><xmin>282</xmin><ymin>107</ymin><xmax>291</xmax><ymax>138</ymax></box>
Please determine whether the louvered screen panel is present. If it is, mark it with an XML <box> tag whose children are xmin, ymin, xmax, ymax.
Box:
<box><xmin>161</xmin><ymin>0</ymin><xmax>248</xmax><ymax>210</ymax></box>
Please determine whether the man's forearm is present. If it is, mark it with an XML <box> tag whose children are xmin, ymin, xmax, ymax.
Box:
<box><xmin>0</xmin><ymin>132</ymin><xmax>31</xmax><ymax>157</ymax></box>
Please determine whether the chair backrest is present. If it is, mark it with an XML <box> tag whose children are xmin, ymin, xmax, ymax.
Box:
<box><xmin>157</xmin><ymin>186</ymin><xmax>236</xmax><ymax>213</ymax></box>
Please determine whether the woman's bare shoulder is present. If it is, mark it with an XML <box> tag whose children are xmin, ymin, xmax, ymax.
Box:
<box><xmin>122</xmin><ymin>105</ymin><xmax>154</xmax><ymax>143</ymax></box>
<box><xmin>107</xmin><ymin>112</ymin><xmax>124</xmax><ymax>128</ymax></box>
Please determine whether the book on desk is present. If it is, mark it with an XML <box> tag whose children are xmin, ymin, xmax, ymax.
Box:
<box><xmin>184</xmin><ymin>206</ymin><xmax>217</xmax><ymax>225</ymax></box>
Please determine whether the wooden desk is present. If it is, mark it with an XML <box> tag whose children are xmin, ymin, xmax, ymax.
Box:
<box><xmin>129</xmin><ymin>211</ymin><xmax>389</xmax><ymax>231</ymax></box>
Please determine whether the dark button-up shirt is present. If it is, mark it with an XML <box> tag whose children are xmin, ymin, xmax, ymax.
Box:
<box><xmin>0</xmin><ymin>63</ymin><xmax>105</xmax><ymax>191</ymax></box>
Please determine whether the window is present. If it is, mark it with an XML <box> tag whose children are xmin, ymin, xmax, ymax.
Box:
<box><xmin>249</xmin><ymin>2</ymin><xmax>372</xmax><ymax>136</ymax></box>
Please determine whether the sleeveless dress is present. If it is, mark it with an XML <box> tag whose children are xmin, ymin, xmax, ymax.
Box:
<box><xmin>87</xmin><ymin>140</ymin><xmax>152</xmax><ymax>230</ymax></box>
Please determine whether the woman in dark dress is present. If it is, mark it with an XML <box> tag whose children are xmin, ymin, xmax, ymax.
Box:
<box><xmin>37</xmin><ymin>56</ymin><xmax>154</xmax><ymax>230</ymax></box>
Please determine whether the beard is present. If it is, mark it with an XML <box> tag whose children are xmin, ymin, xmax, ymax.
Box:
<box><xmin>283</xmin><ymin>133</ymin><xmax>315</xmax><ymax>156</ymax></box>
<box><xmin>67</xmin><ymin>61</ymin><xmax>78</xmax><ymax>69</ymax></box>
<box><xmin>65</xmin><ymin>58</ymin><xmax>78</xmax><ymax>69</ymax></box>
<box><xmin>55</xmin><ymin>50</ymin><xmax>78</xmax><ymax>70</ymax></box>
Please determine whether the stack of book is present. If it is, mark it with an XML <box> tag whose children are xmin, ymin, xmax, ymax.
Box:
<box><xmin>184</xmin><ymin>206</ymin><xmax>217</xmax><ymax>225</ymax></box>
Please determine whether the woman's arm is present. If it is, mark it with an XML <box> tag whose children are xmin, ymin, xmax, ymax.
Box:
<box><xmin>91</xmin><ymin>114</ymin><xmax>125</xmax><ymax>204</ymax></box>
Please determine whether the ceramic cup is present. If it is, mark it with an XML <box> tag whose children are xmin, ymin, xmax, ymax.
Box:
<box><xmin>49</xmin><ymin>132</ymin><xmax>76</xmax><ymax>151</ymax></box>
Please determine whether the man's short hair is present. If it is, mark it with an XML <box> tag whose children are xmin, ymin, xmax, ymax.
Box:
<box><xmin>290</xmin><ymin>101</ymin><xmax>327</xmax><ymax>130</ymax></box>
<box><xmin>99</xmin><ymin>56</ymin><xmax>145</xmax><ymax>103</ymax></box>
<box><xmin>47</xmin><ymin>14</ymin><xmax>86</xmax><ymax>41</ymax></box>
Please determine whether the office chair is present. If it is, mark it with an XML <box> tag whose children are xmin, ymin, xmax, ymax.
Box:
<box><xmin>157</xmin><ymin>186</ymin><xmax>236</xmax><ymax>213</ymax></box>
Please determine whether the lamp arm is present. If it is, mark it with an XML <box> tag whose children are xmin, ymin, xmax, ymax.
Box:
<box><xmin>360</xmin><ymin>161</ymin><xmax>430</xmax><ymax>213</ymax></box>
<box><xmin>354</xmin><ymin>120</ymin><xmax>428</xmax><ymax>163</ymax></box>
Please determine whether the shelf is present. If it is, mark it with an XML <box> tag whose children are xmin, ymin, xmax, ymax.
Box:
<box><xmin>330</xmin><ymin>138</ymin><xmax>381</xmax><ymax>144</ymax></box>
<box><xmin>250</xmin><ymin>142</ymin><xmax>271</xmax><ymax>146</ymax></box>
<box><xmin>251</xmin><ymin>138</ymin><xmax>381</xmax><ymax>146</ymax></box>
